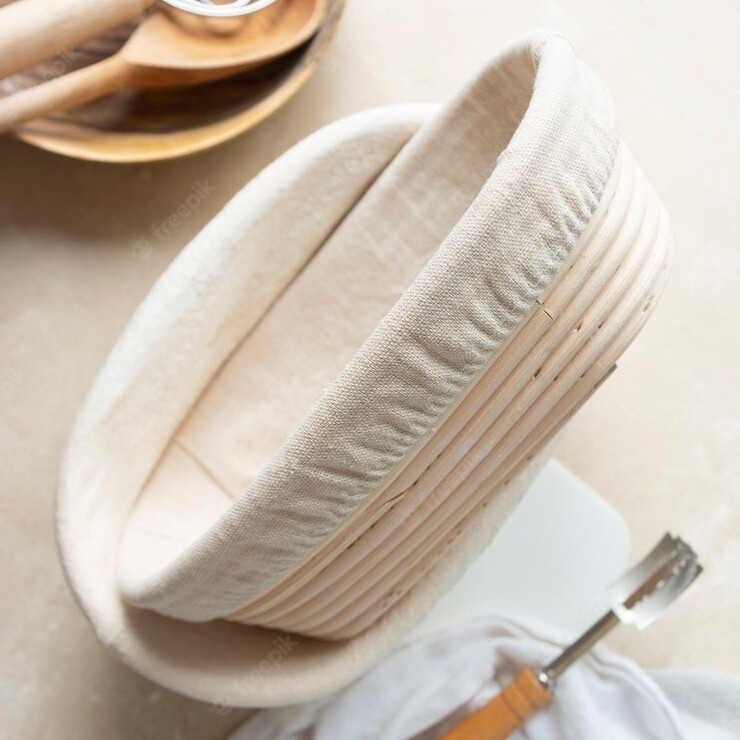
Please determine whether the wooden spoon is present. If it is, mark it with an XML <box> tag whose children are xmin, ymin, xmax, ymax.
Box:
<box><xmin>0</xmin><ymin>0</ymin><xmax>325</xmax><ymax>132</ymax></box>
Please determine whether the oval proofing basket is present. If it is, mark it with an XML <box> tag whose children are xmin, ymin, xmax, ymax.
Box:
<box><xmin>57</xmin><ymin>33</ymin><xmax>671</xmax><ymax>707</ymax></box>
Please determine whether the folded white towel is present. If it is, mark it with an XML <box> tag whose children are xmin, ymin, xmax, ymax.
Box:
<box><xmin>233</xmin><ymin>615</ymin><xmax>738</xmax><ymax>739</ymax></box>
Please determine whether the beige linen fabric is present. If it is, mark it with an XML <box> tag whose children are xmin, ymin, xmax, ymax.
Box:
<box><xmin>114</xmin><ymin>32</ymin><xmax>618</xmax><ymax>622</ymax></box>
<box><xmin>57</xmin><ymin>32</ymin><xmax>622</xmax><ymax>704</ymax></box>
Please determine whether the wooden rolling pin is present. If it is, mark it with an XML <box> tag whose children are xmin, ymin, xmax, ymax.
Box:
<box><xmin>0</xmin><ymin>0</ymin><xmax>151</xmax><ymax>79</ymax></box>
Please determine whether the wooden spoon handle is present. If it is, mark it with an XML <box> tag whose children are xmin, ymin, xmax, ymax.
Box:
<box><xmin>0</xmin><ymin>0</ymin><xmax>152</xmax><ymax>80</ymax></box>
<box><xmin>0</xmin><ymin>55</ymin><xmax>131</xmax><ymax>131</ymax></box>
<box><xmin>440</xmin><ymin>668</ymin><xmax>552</xmax><ymax>740</ymax></box>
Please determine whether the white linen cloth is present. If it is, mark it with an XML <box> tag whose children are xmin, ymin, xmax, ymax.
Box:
<box><xmin>232</xmin><ymin>616</ymin><xmax>738</xmax><ymax>739</ymax></box>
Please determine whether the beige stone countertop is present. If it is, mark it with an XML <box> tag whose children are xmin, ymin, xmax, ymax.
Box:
<box><xmin>1</xmin><ymin>1</ymin><xmax>737</xmax><ymax>737</ymax></box>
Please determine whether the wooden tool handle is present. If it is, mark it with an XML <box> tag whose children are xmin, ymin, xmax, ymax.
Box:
<box><xmin>441</xmin><ymin>668</ymin><xmax>552</xmax><ymax>740</ymax></box>
<box><xmin>0</xmin><ymin>54</ymin><xmax>130</xmax><ymax>131</ymax></box>
<box><xmin>0</xmin><ymin>0</ymin><xmax>152</xmax><ymax>80</ymax></box>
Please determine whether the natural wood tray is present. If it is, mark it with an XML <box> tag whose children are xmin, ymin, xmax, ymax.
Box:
<box><xmin>0</xmin><ymin>0</ymin><xmax>343</xmax><ymax>162</ymax></box>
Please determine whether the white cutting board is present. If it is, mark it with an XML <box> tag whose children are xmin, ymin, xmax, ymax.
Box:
<box><xmin>411</xmin><ymin>459</ymin><xmax>630</xmax><ymax>638</ymax></box>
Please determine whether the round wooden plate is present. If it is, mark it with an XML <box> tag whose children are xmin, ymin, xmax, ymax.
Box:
<box><xmin>0</xmin><ymin>0</ymin><xmax>343</xmax><ymax>162</ymax></box>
